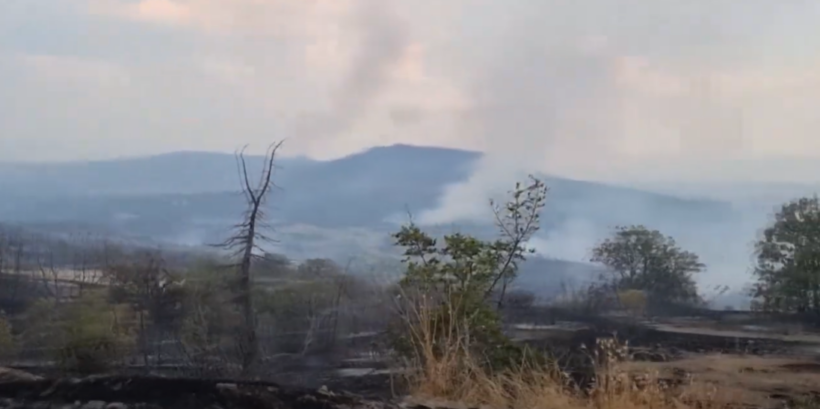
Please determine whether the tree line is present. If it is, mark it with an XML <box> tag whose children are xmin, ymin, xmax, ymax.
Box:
<box><xmin>581</xmin><ymin>195</ymin><xmax>820</xmax><ymax>317</ymax></box>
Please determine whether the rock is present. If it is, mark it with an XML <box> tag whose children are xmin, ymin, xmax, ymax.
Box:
<box><xmin>104</xmin><ymin>404</ymin><xmax>127</xmax><ymax>409</ymax></box>
<box><xmin>0</xmin><ymin>368</ymin><xmax>42</xmax><ymax>383</ymax></box>
<box><xmin>81</xmin><ymin>401</ymin><xmax>106</xmax><ymax>409</ymax></box>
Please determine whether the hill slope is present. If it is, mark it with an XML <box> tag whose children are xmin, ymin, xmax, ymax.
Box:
<box><xmin>0</xmin><ymin>144</ymin><xmax>732</xmax><ymax>231</ymax></box>
<box><xmin>0</xmin><ymin>144</ymin><xmax>746</xmax><ymax>298</ymax></box>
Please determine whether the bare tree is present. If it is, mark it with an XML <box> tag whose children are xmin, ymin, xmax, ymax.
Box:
<box><xmin>220</xmin><ymin>141</ymin><xmax>284</xmax><ymax>375</ymax></box>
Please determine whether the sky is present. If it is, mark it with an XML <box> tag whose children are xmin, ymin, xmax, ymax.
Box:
<box><xmin>3</xmin><ymin>1</ymin><xmax>820</xmax><ymax>183</ymax></box>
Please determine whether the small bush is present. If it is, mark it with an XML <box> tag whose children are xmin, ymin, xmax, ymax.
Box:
<box><xmin>22</xmin><ymin>291</ymin><xmax>136</xmax><ymax>375</ymax></box>
<box><xmin>55</xmin><ymin>291</ymin><xmax>137</xmax><ymax>374</ymax></box>
<box><xmin>618</xmin><ymin>289</ymin><xmax>647</xmax><ymax>318</ymax></box>
<box><xmin>176</xmin><ymin>268</ymin><xmax>238</xmax><ymax>376</ymax></box>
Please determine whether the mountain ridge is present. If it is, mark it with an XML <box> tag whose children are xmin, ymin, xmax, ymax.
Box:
<box><xmin>0</xmin><ymin>144</ymin><xmax>755</xmax><ymax>304</ymax></box>
<box><xmin>0</xmin><ymin>145</ymin><xmax>737</xmax><ymax>268</ymax></box>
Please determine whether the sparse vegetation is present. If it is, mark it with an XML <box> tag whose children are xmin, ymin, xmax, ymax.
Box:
<box><xmin>21</xmin><ymin>290</ymin><xmax>137</xmax><ymax>375</ymax></box>
<box><xmin>390</xmin><ymin>176</ymin><xmax>548</xmax><ymax>372</ymax></box>
<box><xmin>3</xmin><ymin>156</ymin><xmax>820</xmax><ymax>409</ymax></box>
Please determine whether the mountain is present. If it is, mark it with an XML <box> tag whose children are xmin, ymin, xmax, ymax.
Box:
<box><xmin>0</xmin><ymin>144</ymin><xmax>752</xmax><ymax>297</ymax></box>
<box><xmin>0</xmin><ymin>151</ymin><xmax>314</xmax><ymax>196</ymax></box>
<box><xmin>0</xmin><ymin>144</ymin><xmax>477</xmax><ymax>196</ymax></box>
<box><xmin>0</xmin><ymin>144</ymin><xmax>736</xmax><ymax>239</ymax></box>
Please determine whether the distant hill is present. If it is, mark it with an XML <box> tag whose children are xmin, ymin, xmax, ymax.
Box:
<box><xmin>0</xmin><ymin>144</ymin><xmax>477</xmax><ymax>197</ymax></box>
<box><xmin>0</xmin><ymin>144</ymin><xmax>753</xmax><ymax>298</ymax></box>
<box><xmin>0</xmin><ymin>144</ymin><xmax>732</xmax><ymax>231</ymax></box>
<box><xmin>0</xmin><ymin>151</ymin><xmax>315</xmax><ymax>196</ymax></box>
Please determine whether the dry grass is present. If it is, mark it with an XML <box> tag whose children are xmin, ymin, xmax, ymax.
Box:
<box><xmin>622</xmin><ymin>354</ymin><xmax>820</xmax><ymax>409</ymax></box>
<box><xmin>403</xmin><ymin>340</ymin><xmax>727</xmax><ymax>409</ymax></box>
<box><xmin>396</xmin><ymin>296</ymin><xmax>820</xmax><ymax>409</ymax></box>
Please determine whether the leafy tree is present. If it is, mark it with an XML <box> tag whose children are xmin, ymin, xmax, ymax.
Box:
<box><xmin>395</xmin><ymin>176</ymin><xmax>547</xmax><ymax>307</ymax></box>
<box><xmin>751</xmin><ymin>196</ymin><xmax>820</xmax><ymax>314</ymax></box>
<box><xmin>391</xmin><ymin>176</ymin><xmax>548</xmax><ymax>369</ymax></box>
<box><xmin>590</xmin><ymin>225</ymin><xmax>703</xmax><ymax>305</ymax></box>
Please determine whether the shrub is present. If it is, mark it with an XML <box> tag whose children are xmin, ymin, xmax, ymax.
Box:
<box><xmin>22</xmin><ymin>291</ymin><xmax>136</xmax><ymax>375</ymax></box>
<box><xmin>54</xmin><ymin>291</ymin><xmax>137</xmax><ymax>374</ymax></box>
<box><xmin>176</xmin><ymin>267</ymin><xmax>238</xmax><ymax>375</ymax></box>
<box><xmin>390</xmin><ymin>178</ymin><xmax>549</xmax><ymax>375</ymax></box>
<box><xmin>256</xmin><ymin>279</ymin><xmax>342</xmax><ymax>354</ymax></box>
<box><xmin>617</xmin><ymin>289</ymin><xmax>647</xmax><ymax>318</ymax></box>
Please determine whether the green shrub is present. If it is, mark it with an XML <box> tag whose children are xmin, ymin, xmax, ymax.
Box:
<box><xmin>617</xmin><ymin>289</ymin><xmax>647</xmax><ymax>318</ymax></box>
<box><xmin>23</xmin><ymin>291</ymin><xmax>137</xmax><ymax>375</ymax></box>
<box><xmin>391</xmin><ymin>177</ymin><xmax>549</xmax><ymax>373</ymax></box>
<box><xmin>56</xmin><ymin>291</ymin><xmax>136</xmax><ymax>374</ymax></box>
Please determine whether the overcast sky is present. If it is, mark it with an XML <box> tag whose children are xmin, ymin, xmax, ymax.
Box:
<box><xmin>2</xmin><ymin>1</ymin><xmax>820</xmax><ymax>182</ymax></box>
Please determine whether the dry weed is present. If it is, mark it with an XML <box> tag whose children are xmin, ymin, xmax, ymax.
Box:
<box><xmin>399</xmin><ymin>298</ymin><xmax>736</xmax><ymax>409</ymax></box>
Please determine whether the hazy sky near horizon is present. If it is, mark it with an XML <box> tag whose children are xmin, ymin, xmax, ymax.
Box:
<box><xmin>3</xmin><ymin>1</ymin><xmax>820</xmax><ymax>182</ymax></box>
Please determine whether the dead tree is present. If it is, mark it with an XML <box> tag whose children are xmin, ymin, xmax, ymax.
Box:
<box><xmin>220</xmin><ymin>142</ymin><xmax>284</xmax><ymax>376</ymax></box>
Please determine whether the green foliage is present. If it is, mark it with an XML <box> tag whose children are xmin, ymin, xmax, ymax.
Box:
<box><xmin>751</xmin><ymin>196</ymin><xmax>820</xmax><ymax>314</ymax></box>
<box><xmin>256</xmin><ymin>278</ymin><xmax>344</xmax><ymax>353</ymax></box>
<box><xmin>395</xmin><ymin>176</ymin><xmax>547</xmax><ymax>302</ymax></box>
<box><xmin>591</xmin><ymin>225</ymin><xmax>703</xmax><ymax>305</ymax></box>
<box><xmin>22</xmin><ymin>291</ymin><xmax>137</xmax><ymax>375</ymax></box>
<box><xmin>178</xmin><ymin>263</ymin><xmax>237</xmax><ymax>357</ymax></box>
<box><xmin>391</xmin><ymin>177</ymin><xmax>548</xmax><ymax>370</ymax></box>
<box><xmin>59</xmin><ymin>291</ymin><xmax>137</xmax><ymax>374</ymax></box>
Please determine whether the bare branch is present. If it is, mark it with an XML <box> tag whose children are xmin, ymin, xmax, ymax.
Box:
<box><xmin>218</xmin><ymin>140</ymin><xmax>285</xmax><ymax>376</ymax></box>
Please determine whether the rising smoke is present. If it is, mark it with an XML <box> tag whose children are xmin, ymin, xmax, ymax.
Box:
<box><xmin>292</xmin><ymin>0</ymin><xmax>409</xmax><ymax>145</ymax></box>
<box><xmin>401</xmin><ymin>0</ymin><xmax>820</xmax><ymax>303</ymax></box>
